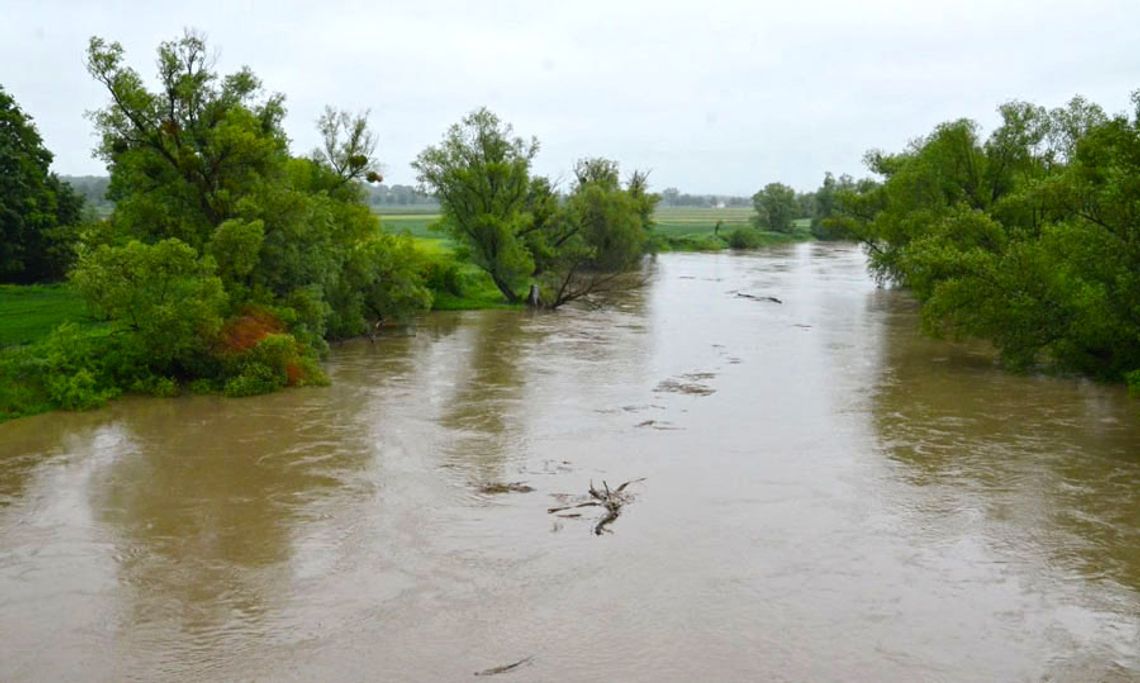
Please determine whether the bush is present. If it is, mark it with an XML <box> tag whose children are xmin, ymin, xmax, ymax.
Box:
<box><xmin>129</xmin><ymin>375</ymin><xmax>179</xmax><ymax>398</ymax></box>
<box><xmin>1127</xmin><ymin>369</ymin><xmax>1140</xmax><ymax>398</ymax></box>
<box><xmin>224</xmin><ymin>363</ymin><xmax>285</xmax><ymax>398</ymax></box>
<box><xmin>221</xmin><ymin>332</ymin><xmax>327</xmax><ymax>397</ymax></box>
<box><xmin>422</xmin><ymin>256</ymin><xmax>465</xmax><ymax>296</ymax></box>
<box><xmin>727</xmin><ymin>228</ymin><xmax>763</xmax><ymax>249</ymax></box>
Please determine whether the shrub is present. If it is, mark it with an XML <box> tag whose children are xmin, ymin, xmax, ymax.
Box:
<box><xmin>727</xmin><ymin>228</ymin><xmax>763</xmax><ymax>249</ymax></box>
<box><xmin>221</xmin><ymin>332</ymin><xmax>327</xmax><ymax>397</ymax></box>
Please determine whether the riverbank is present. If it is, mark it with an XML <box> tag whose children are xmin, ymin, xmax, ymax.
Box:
<box><xmin>0</xmin><ymin>219</ymin><xmax>813</xmax><ymax>424</ymax></box>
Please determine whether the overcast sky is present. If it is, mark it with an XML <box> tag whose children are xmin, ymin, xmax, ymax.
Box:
<box><xmin>3</xmin><ymin>0</ymin><xmax>1138</xmax><ymax>195</ymax></box>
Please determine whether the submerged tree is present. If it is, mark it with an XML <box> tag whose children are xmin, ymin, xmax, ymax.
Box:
<box><xmin>0</xmin><ymin>86</ymin><xmax>85</xmax><ymax>283</ymax></box>
<box><xmin>414</xmin><ymin>111</ymin><xmax>657</xmax><ymax>308</ymax></box>
<box><xmin>536</xmin><ymin>158</ymin><xmax>656</xmax><ymax>308</ymax></box>
<box><xmin>834</xmin><ymin>93</ymin><xmax>1140</xmax><ymax>384</ymax></box>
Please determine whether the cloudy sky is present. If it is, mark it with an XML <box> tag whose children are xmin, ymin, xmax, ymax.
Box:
<box><xmin>3</xmin><ymin>0</ymin><xmax>1138</xmax><ymax>194</ymax></box>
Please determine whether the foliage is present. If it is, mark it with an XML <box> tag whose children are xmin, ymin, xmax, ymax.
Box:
<box><xmin>415</xmin><ymin>112</ymin><xmax>657</xmax><ymax>308</ymax></box>
<box><xmin>836</xmin><ymin>93</ymin><xmax>1140</xmax><ymax>383</ymax></box>
<box><xmin>727</xmin><ymin>227</ymin><xmax>763</xmax><ymax>249</ymax></box>
<box><xmin>85</xmin><ymin>32</ymin><xmax>430</xmax><ymax>338</ymax></box>
<box><xmin>751</xmin><ymin>182</ymin><xmax>799</xmax><ymax>233</ymax></box>
<box><xmin>222</xmin><ymin>333</ymin><xmax>326</xmax><ymax>397</ymax></box>
<box><xmin>0</xmin><ymin>86</ymin><xmax>85</xmax><ymax>283</ymax></box>
<box><xmin>412</xmin><ymin>108</ymin><xmax>540</xmax><ymax>302</ymax></box>
<box><xmin>536</xmin><ymin>158</ymin><xmax>657</xmax><ymax>308</ymax></box>
<box><xmin>71</xmin><ymin>238</ymin><xmax>228</xmax><ymax>371</ymax></box>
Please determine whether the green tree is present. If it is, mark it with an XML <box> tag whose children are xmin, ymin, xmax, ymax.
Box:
<box><xmin>836</xmin><ymin>93</ymin><xmax>1140</xmax><ymax>382</ymax></box>
<box><xmin>751</xmin><ymin>182</ymin><xmax>798</xmax><ymax>233</ymax></box>
<box><xmin>71</xmin><ymin>238</ymin><xmax>227</xmax><ymax>370</ymax></box>
<box><xmin>412</xmin><ymin>108</ymin><xmax>539</xmax><ymax>303</ymax></box>
<box><xmin>537</xmin><ymin>158</ymin><xmax>656</xmax><ymax>308</ymax></box>
<box><xmin>86</xmin><ymin>31</ymin><xmax>429</xmax><ymax>344</ymax></box>
<box><xmin>0</xmin><ymin>86</ymin><xmax>85</xmax><ymax>283</ymax></box>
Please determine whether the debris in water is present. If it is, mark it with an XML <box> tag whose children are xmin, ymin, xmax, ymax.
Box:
<box><xmin>478</xmin><ymin>482</ymin><xmax>535</xmax><ymax>495</ymax></box>
<box><xmin>655</xmin><ymin>377</ymin><xmax>716</xmax><ymax>396</ymax></box>
<box><xmin>548</xmin><ymin>479</ymin><xmax>645</xmax><ymax>535</ymax></box>
<box><xmin>474</xmin><ymin>656</ymin><xmax>534</xmax><ymax>676</ymax></box>
<box><xmin>735</xmin><ymin>292</ymin><xmax>782</xmax><ymax>304</ymax></box>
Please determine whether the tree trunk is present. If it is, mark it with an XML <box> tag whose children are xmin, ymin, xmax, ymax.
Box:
<box><xmin>526</xmin><ymin>283</ymin><xmax>542</xmax><ymax>308</ymax></box>
<box><xmin>490</xmin><ymin>274</ymin><xmax>520</xmax><ymax>303</ymax></box>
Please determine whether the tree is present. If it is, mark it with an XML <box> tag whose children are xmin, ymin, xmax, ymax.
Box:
<box><xmin>751</xmin><ymin>182</ymin><xmax>798</xmax><ymax>233</ymax></box>
<box><xmin>537</xmin><ymin>158</ymin><xmax>656</xmax><ymax>308</ymax></box>
<box><xmin>86</xmin><ymin>31</ymin><xmax>290</xmax><ymax>249</ymax></box>
<box><xmin>71</xmin><ymin>238</ymin><xmax>227</xmax><ymax>371</ymax></box>
<box><xmin>0</xmin><ymin>86</ymin><xmax>85</xmax><ymax>283</ymax></box>
<box><xmin>86</xmin><ymin>31</ymin><xmax>430</xmax><ymax>344</ymax></box>
<box><xmin>412</xmin><ymin>107</ymin><xmax>539</xmax><ymax>303</ymax></box>
<box><xmin>834</xmin><ymin>92</ymin><xmax>1140</xmax><ymax>382</ymax></box>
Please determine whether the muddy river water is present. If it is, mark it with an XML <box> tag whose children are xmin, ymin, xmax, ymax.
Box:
<box><xmin>1</xmin><ymin>243</ymin><xmax>1138</xmax><ymax>681</ymax></box>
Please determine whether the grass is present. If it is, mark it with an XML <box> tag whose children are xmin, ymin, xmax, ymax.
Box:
<box><xmin>409</xmin><ymin>237</ymin><xmax>521</xmax><ymax>311</ymax></box>
<box><xmin>379</xmin><ymin>213</ymin><xmax>442</xmax><ymax>238</ymax></box>
<box><xmin>651</xmin><ymin>207</ymin><xmax>813</xmax><ymax>252</ymax></box>
<box><xmin>0</xmin><ymin>284</ymin><xmax>98</xmax><ymax>347</ymax></box>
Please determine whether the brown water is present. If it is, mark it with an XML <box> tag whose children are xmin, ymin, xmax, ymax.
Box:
<box><xmin>1</xmin><ymin>243</ymin><xmax>1138</xmax><ymax>682</ymax></box>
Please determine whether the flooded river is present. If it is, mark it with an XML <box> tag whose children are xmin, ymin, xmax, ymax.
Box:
<box><xmin>1</xmin><ymin>243</ymin><xmax>1138</xmax><ymax>681</ymax></box>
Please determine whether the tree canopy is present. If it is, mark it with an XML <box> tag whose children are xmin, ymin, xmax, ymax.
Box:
<box><xmin>414</xmin><ymin>109</ymin><xmax>657</xmax><ymax>308</ymax></box>
<box><xmin>836</xmin><ymin>93</ymin><xmax>1140</xmax><ymax>386</ymax></box>
<box><xmin>0</xmin><ymin>86</ymin><xmax>84</xmax><ymax>283</ymax></box>
<box><xmin>751</xmin><ymin>182</ymin><xmax>799</xmax><ymax>233</ymax></box>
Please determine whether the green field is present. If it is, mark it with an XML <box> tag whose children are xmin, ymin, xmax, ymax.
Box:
<box><xmin>378</xmin><ymin>206</ymin><xmax>812</xmax><ymax>253</ymax></box>
<box><xmin>0</xmin><ymin>284</ymin><xmax>97</xmax><ymax>347</ymax></box>
<box><xmin>379</xmin><ymin>213</ymin><xmax>442</xmax><ymax>238</ymax></box>
<box><xmin>651</xmin><ymin>206</ymin><xmax>755</xmax><ymax>237</ymax></box>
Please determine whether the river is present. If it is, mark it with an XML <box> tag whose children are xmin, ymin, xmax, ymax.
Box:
<box><xmin>1</xmin><ymin>243</ymin><xmax>1137</xmax><ymax>681</ymax></box>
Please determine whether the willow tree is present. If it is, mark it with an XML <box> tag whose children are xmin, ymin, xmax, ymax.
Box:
<box><xmin>414</xmin><ymin>110</ymin><xmax>657</xmax><ymax>308</ymax></box>
<box><xmin>412</xmin><ymin>108</ymin><xmax>539</xmax><ymax>303</ymax></box>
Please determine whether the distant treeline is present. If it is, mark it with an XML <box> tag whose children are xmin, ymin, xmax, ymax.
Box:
<box><xmin>60</xmin><ymin>176</ymin><xmax>764</xmax><ymax>213</ymax></box>
<box><xmin>659</xmin><ymin>188</ymin><xmax>751</xmax><ymax>208</ymax></box>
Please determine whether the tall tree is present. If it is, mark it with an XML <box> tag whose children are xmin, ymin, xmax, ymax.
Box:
<box><xmin>412</xmin><ymin>108</ymin><xmax>540</xmax><ymax>303</ymax></box>
<box><xmin>0</xmin><ymin>86</ymin><xmax>84</xmax><ymax>283</ymax></box>
<box><xmin>751</xmin><ymin>182</ymin><xmax>798</xmax><ymax>233</ymax></box>
<box><xmin>835</xmin><ymin>93</ymin><xmax>1140</xmax><ymax>382</ymax></box>
<box><xmin>85</xmin><ymin>31</ymin><xmax>430</xmax><ymax>348</ymax></box>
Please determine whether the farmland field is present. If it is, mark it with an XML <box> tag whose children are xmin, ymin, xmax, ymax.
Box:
<box><xmin>0</xmin><ymin>284</ymin><xmax>97</xmax><ymax>347</ymax></box>
<box><xmin>374</xmin><ymin>206</ymin><xmax>785</xmax><ymax>240</ymax></box>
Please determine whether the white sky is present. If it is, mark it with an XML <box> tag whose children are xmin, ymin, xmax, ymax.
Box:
<box><xmin>3</xmin><ymin>0</ymin><xmax>1138</xmax><ymax>194</ymax></box>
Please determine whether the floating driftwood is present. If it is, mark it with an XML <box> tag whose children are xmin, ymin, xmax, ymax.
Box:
<box><xmin>474</xmin><ymin>656</ymin><xmax>534</xmax><ymax>676</ymax></box>
<box><xmin>478</xmin><ymin>482</ymin><xmax>535</xmax><ymax>495</ymax></box>
<box><xmin>735</xmin><ymin>291</ymin><xmax>782</xmax><ymax>304</ymax></box>
<box><xmin>548</xmin><ymin>479</ymin><xmax>645</xmax><ymax>535</ymax></box>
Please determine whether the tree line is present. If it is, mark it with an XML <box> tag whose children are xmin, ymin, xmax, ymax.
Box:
<box><xmin>0</xmin><ymin>31</ymin><xmax>660</xmax><ymax>415</ymax></box>
<box><xmin>2</xmin><ymin>30</ymin><xmax>1137</xmax><ymax>414</ymax></box>
<box><xmin>829</xmin><ymin>95</ymin><xmax>1140</xmax><ymax>391</ymax></box>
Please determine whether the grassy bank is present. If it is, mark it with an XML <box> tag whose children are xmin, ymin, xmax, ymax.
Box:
<box><xmin>0</xmin><ymin>284</ymin><xmax>99</xmax><ymax>347</ymax></box>
<box><xmin>651</xmin><ymin>208</ymin><xmax>813</xmax><ymax>251</ymax></box>
<box><xmin>411</xmin><ymin>237</ymin><xmax>520</xmax><ymax>311</ymax></box>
